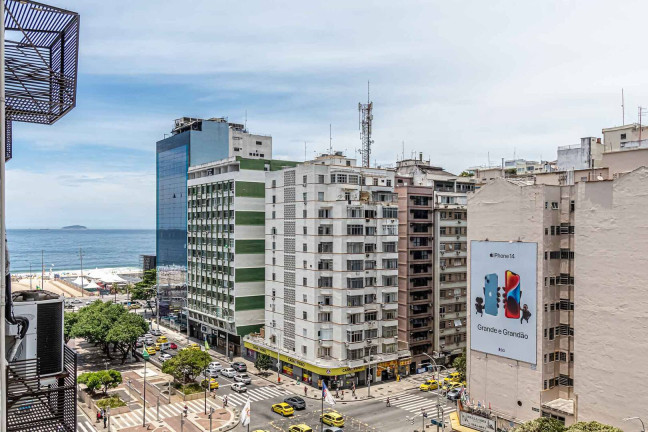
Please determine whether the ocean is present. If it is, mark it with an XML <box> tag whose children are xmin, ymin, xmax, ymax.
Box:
<box><xmin>6</xmin><ymin>229</ymin><xmax>155</xmax><ymax>273</ymax></box>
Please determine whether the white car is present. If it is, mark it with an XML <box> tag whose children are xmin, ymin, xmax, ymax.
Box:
<box><xmin>208</xmin><ymin>361</ymin><xmax>222</xmax><ymax>371</ymax></box>
<box><xmin>220</xmin><ymin>368</ymin><xmax>237</xmax><ymax>378</ymax></box>
<box><xmin>160</xmin><ymin>353</ymin><xmax>173</xmax><ymax>362</ymax></box>
<box><xmin>150</xmin><ymin>329</ymin><xmax>162</xmax><ymax>336</ymax></box>
<box><xmin>231</xmin><ymin>382</ymin><xmax>247</xmax><ymax>393</ymax></box>
<box><xmin>206</xmin><ymin>367</ymin><xmax>221</xmax><ymax>377</ymax></box>
<box><xmin>234</xmin><ymin>373</ymin><xmax>252</xmax><ymax>385</ymax></box>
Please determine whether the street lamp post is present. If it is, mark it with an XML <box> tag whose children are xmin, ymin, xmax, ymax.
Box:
<box><xmin>422</xmin><ymin>352</ymin><xmax>448</xmax><ymax>432</ymax></box>
<box><xmin>209</xmin><ymin>407</ymin><xmax>214</xmax><ymax>432</ymax></box>
<box><xmin>624</xmin><ymin>417</ymin><xmax>646</xmax><ymax>432</ymax></box>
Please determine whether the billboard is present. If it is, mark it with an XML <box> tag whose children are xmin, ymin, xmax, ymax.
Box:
<box><xmin>470</xmin><ymin>241</ymin><xmax>537</xmax><ymax>364</ymax></box>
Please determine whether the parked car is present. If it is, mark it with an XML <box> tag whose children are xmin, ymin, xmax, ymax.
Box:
<box><xmin>220</xmin><ymin>368</ymin><xmax>237</xmax><ymax>378</ymax></box>
<box><xmin>284</xmin><ymin>396</ymin><xmax>306</xmax><ymax>410</ymax></box>
<box><xmin>447</xmin><ymin>388</ymin><xmax>463</xmax><ymax>401</ymax></box>
<box><xmin>231</xmin><ymin>361</ymin><xmax>247</xmax><ymax>372</ymax></box>
<box><xmin>320</xmin><ymin>412</ymin><xmax>344</xmax><ymax>427</ymax></box>
<box><xmin>323</xmin><ymin>428</ymin><xmax>343</xmax><ymax>432</ymax></box>
<box><xmin>234</xmin><ymin>373</ymin><xmax>252</xmax><ymax>384</ymax></box>
<box><xmin>443</xmin><ymin>372</ymin><xmax>461</xmax><ymax>384</ymax></box>
<box><xmin>156</xmin><ymin>336</ymin><xmax>168</xmax><ymax>343</ymax></box>
<box><xmin>288</xmin><ymin>425</ymin><xmax>313</xmax><ymax>432</ymax></box>
<box><xmin>71</xmin><ymin>299</ymin><xmax>82</xmax><ymax>304</ymax></box>
<box><xmin>231</xmin><ymin>382</ymin><xmax>247</xmax><ymax>393</ymax></box>
<box><xmin>169</xmin><ymin>342</ymin><xmax>178</xmax><ymax>349</ymax></box>
<box><xmin>150</xmin><ymin>329</ymin><xmax>162</xmax><ymax>336</ymax></box>
<box><xmin>160</xmin><ymin>353</ymin><xmax>173</xmax><ymax>362</ymax></box>
<box><xmin>271</xmin><ymin>403</ymin><xmax>294</xmax><ymax>417</ymax></box>
<box><xmin>135</xmin><ymin>341</ymin><xmax>143</xmax><ymax>348</ymax></box>
<box><xmin>145</xmin><ymin>346</ymin><xmax>156</xmax><ymax>355</ymax></box>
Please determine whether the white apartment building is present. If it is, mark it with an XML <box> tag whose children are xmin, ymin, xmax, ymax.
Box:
<box><xmin>602</xmin><ymin>123</ymin><xmax>648</xmax><ymax>151</ymax></box>
<box><xmin>244</xmin><ymin>152</ymin><xmax>410</xmax><ymax>389</ymax></box>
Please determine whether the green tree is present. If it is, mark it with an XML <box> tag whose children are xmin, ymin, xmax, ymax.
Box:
<box><xmin>254</xmin><ymin>353</ymin><xmax>274</xmax><ymax>375</ymax></box>
<box><xmin>162</xmin><ymin>349</ymin><xmax>211</xmax><ymax>383</ymax></box>
<box><xmin>567</xmin><ymin>422</ymin><xmax>623</xmax><ymax>432</ymax></box>
<box><xmin>459</xmin><ymin>171</ymin><xmax>474</xmax><ymax>177</ymax></box>
<box><xmin>512</xmin><ymin>418</ymin><xmax>565</xmax><ymax>432</ymax></box>
<box><xmin>71</xmin><ymin>300</ymin><xmax>126</xmax><ymax>359</ymax></box>
<box><xmin>131</xmin><ymin>269</ymin><xmax>157</xmax><ymax>314</ymax></box>
<box><xmin>453</xmin><ymin>351</ymin><xmax>466</xmax><ymax>381</ymax></box>
<box><xmin>106</xmin><ymin>312</ymin><xmax>148</xmax><ymax>363</ymax></box>
<box><xmin>63</xmin><ymin>311</ymin><xmax>78</xmax><ymax>344</ymax></box>
<box><xmin>78</xmin><ymin>370</ymin><xmax>122</xmax><ymax>395</ymax></box>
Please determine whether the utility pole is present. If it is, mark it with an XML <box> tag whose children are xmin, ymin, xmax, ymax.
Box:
<box><xmin>41</xmin><ymin>250</ymin><xmax>44</xmax><ymax>290</ymax></box>
<box><xmin>79</xmin><ymin>247</ymin><xmax>84</xmax><ymax>294</ymax></box>
<box><xmin>29</xmin><ymin>263</ymin><xmax>32</xmax><ymax>289</ymax></box>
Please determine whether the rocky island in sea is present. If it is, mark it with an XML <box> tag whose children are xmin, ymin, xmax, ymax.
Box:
<box><xmin>61</xmin><ymin>225</ymin><xmax>87</xmax><ymax>230</ymax></box>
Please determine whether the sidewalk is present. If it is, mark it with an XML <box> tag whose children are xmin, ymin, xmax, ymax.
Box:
<box><xmin>157</xmin><ymin>321</ymin><xmax>451</xmax><ymax>403</ymax></box>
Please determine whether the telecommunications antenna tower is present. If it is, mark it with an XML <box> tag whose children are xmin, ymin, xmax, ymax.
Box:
<box><xmin>358</xmin><ymin>81</ymin><xmax>373</xmax><ymax>167</ymax></box>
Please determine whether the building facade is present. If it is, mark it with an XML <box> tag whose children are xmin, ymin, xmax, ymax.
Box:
<box><xmin>156</xmin><ymin>117</ymin><xmax>272</xmax><ymax>317</ymax></box>
<box><xmin>396</xmin><ymin>159</ymin><xmax>475</xmax><ymax>372</ymax></box>
<box><xmin>186</xmin><ymin>156</ymin><xmax>297</xmax><ymax>356</ymax></box>
<box><xmin>467</xmin><ymin>179</ymin><xmax>577</xmax><ymax>425</ymax></box>
<box><xmin>602</xmin><ymin>123</ymin><xmax>648</xmax><ymax>151</ymax></box>
<box><xmin>244</xmin><ymin>153</ymin><xmax>410</xmax><ymax>389</ymax></box>
<box><xmin>556</xmin><ymin>137</ymin><xmax>604</xmax><ymax>171</ymax></box>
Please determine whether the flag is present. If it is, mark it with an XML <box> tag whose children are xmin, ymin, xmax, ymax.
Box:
<box><xmin>240</xmin><ymin>398</ymin><xmax>251</xmax><ymax>426</ymax></box>
<box><xmin>204</xmin><ymin>339</ymin><xmax>210</xmax><ymax>350</ymax></box>
<box><xmin>322</xmin><ymin>382</ymin><xmax>336</xmax><ymax>406</ymax></box>
<box><xmin>142</xmin><ymin>347</ymin><xmax>150</xmax><ymax>360</ymax></box>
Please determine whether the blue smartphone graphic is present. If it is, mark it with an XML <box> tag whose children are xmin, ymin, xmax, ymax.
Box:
<box><xmin>484</xmin><ymin>273</ymin><xmax>498</xmax><ymax>316</ymax></box>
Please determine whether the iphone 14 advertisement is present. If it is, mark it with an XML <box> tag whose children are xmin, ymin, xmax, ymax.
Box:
<box><xmin>504</xmin><ymin>270</ymin><xmax>521</xmax><ymax>319</ymax></box>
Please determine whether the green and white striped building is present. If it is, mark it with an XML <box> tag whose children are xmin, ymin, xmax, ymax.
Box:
<box><xmin>187</xmin><ymin>156</ymin><xmax>297</xmax><ymax>355</ymax></box>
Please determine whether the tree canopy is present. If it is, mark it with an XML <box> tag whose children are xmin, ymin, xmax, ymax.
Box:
<box><xmin>453</xmin><ymin>351</ymin><xmax>466</xmax><ymax>381</ymax></box>
<box><xmin>567</xmin><ymin>422</ymin><xmax>623</xmax><ymax>432</ymax></box>
<box><xmin>63</xmin><ymin>311</ymin><xmax>78</xmax><ymax>344</ymax></box>
<box><xmin>161</xmin><ymin>349</ymin><xmax>211</xmax><ymax>383</ymax></box>
<box><xmin>254</xmin><ymin>353</ymin><xmax>274</xmax><ymax>375</ymax></box>
<box><xmin>78</xmin><ymin>370</ymin><xmax>122</xmax><ymax>395</ymax></box>
<box><xmin>66</xmin><ymin>300</ymin><xmax>147</xmax><ymax>362</ymax></box>
<box><xmin>513</xmin><ymin>418</ymin><xmax>623</xmax><ymax>432</ymax></box>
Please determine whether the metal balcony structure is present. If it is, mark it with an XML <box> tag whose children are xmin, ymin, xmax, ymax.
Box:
<box><xmin>4</xmin><ymin>0</ymin><xmax>80</xmax><ymax>160</ymax></box>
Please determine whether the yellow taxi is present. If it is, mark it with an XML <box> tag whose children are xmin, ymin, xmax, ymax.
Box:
<box><xmin>443</xmin><ymin>372</ymin><xmax>461</xmax><ymax>384</ymax></box>
<box><xmin>145</xmin><ymin>346</ymin><xmax>156</xmax><ymax>355</ymax></box>
<box><xmin>320</xmin><ymin>411</ymin><xmax>344</xmax><ymax>427</ymax></box>
<box><xmin>201</xmin><ymin>378</ymin><xmax>219</xmax><ymax>389</ymax></box>
<box><xmin>271</xmin><ymin>402</ymin><xmax>294</xmax><ymax>417</ymax></box>
<box><xmin>129</xmin><ymin>304</ymin><xmax>139</xmax><ymax>310</ymax></box>
<box><xmin>154</xmin><ymin>343</ymin><xmax>162</xmax><ymax>351</ymax></box>
<box><xmin>185</xmin><ymin>343</ymin><xmax>201</xmax><ymax>351</ymax></box>
<box><xmin>442</xmin><ymin>381</ymin><xmax>462</xmax><ymax>391</ymax></box>
<box><xmin>288</xmin><ymin>425</ymin><xmax>313</xmax><ymax>432</ymax></box>
<box><xmin>419</xmin><ymin>379</ymin><xmax>439</xmax><ymax>391</ymax></box>
<box><xmin>157</xmin><ymin>336</ymin><xmax>168</xmax><ymax>343</ymax></box>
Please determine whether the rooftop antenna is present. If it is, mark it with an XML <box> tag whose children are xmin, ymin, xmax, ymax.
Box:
<box><xmin>622</xmin><ymin>89</ymin><xmax>625</xmax><ymax>126</ymax></box>
<box><xmin>359</xmin><ymin>80</ymin><xmax>373</xmax><ymax>167</ymax></box>
<box><xmin>329</xmin><ymin>124</ymin><xmax>332</xmax><ymax>154</ymax></box>
<box><xmin>245</xmin><ymin>109</ymin><xmax>248</xmax><ymax>131</ymax></box>
<box><xmin>402</xmin><ymin>141</ymin><xmax>405</xmax><ymax>161</ymax></box>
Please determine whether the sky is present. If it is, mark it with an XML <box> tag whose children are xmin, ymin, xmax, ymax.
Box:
<box><xmin>6</xmin><ymin>0</ymin><xmax>648</xmax><ymax>229</ymax></box>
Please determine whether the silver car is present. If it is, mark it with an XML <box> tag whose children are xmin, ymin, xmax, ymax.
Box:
<box><xmin>234</xmin><ymin>373</ymin><xmax>252</xmax><ymax>384</ymax></box>
<box><xmin>220</xmin><ymin>368</ymin><xmax>237</xmax><ymax>378</ymax></box>
<box><xmin>231</xmin><ymin>382</ymin><xmax>247</xmax><ymax>393</ymax></box>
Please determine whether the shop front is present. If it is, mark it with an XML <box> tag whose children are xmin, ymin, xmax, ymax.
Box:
<box><xmin>243</xmin><ymin>341</ymin><xmax>365</xmax><ymax>389</ymax></box>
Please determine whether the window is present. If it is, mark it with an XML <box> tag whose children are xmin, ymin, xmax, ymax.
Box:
<box><xmin>382</xmin><ymin>275</ymin><xmax>397</xmax><ymax>286</ymax></box>
<box><xmin>331</xmin><ymin>173</ymin><xmax>348</xmax><ymax>183</ymax></box>
<box><xmin>272</xmin><ymin>195</ymin><xmax>276</xmax><ymax>203</ymax></box>
<box><xmin>347</xmin><ymin>330</ymin><xmax>363</xmax><ymax>342</ymax></box>
<box><xmin>303</xmin><ymin>311</ymin><xmax>308</xmax><ymax>320</ymax></box>
<box><xmin>412</xmin><ymin>196</ymin><xmax>429</xmax><ymax>206</ymax></box>
<box><xmin>383</xmin><ymin>242</ymin><xmax>397</xmax><ymax>252</ymax></box>
<box><xmin>347</xmin><ymin>224</ymin><xmax>363</xmax><ymax>235</ymax></box>
<box><xmin>318</xmin><ymin>259</ymin><xmax>333</xmax><ymax>270</ymax></box>
<box><xmin>386</xmin><ymin>179</ymin><xmax>392</xmax><ymax>186</ymax></box>
<box><xmin>271</xmin><ymin>180</ymin><xmax>277</xmax><ymax>188</ymax></box>
<box><xmin>347</xmin><ymin>260</ymin><xmax>364</xmax><ymax>271</ymax></box>
<box><xmin>318</xmin><ymin>225</ymin><xmax>332</xmax><ymax>235</ymax></box>
<box><xmin>303</xmin><ymin>260</ymin><xmax>307</xmax><ymax>268</ymax></box>
<box><xmin>318</xmin><ymin>192</ymin><xmax>324</xmax><ymax>201</ymax></box>
<box><xmin>347</xmin><ymin>207</ymin><xmax>362</xmax><ymax>218</ymax></box>
<box><xmin>347</xmin><ymin>295</ymin><xmax>363</xmax><ymax>306</ymax></box>
<box><xmin>383</xmin><ymin>225</ymin><xmax>397</xmax><ymax>235</ymax></box>
<box><xmin>364</xmin><ymin>260</ymin><xmax>376</xmax><ymax>269</ymax></box>
<box><xmin>382</xmin><ymin>259</ymin><xmax>397</xmax><ymax>269</ymax></box>
<box><xmin>621</xmin><ymin>133</ymin><xmax>627</xmax><ymax>139</ymax></box>
<box><xmin>318</xmin><ymin>208</ymin><xmax>331</xmax><ymax>218</ymax></box>
<box><xmin>303</xmin><ymin>328</ymin><xmax>307</xmax><ymax>336</ymax></box>
<box><xmin>347</xmin><ymin>242</ymin><xmax>363</xmax><ymax>253</ymax></box>
<box><xmin>272</xmin><ymin>211</ymin><xmax>276</xmax><ymax>219</ymax></box>
<box><xmin>365</xmin><ymin>226</ymin><xmax>376</xmax><ymax>235</ymax></box>
<box><xmin>551</xmin><ymin>202</ymin><xmax>559</xmax><ymax>210</ymax></box>
<box><xmin>365</xmin><ymin>311</ymin><xmax>377</xmax><ymax>321</ymax></box>
<box><xmin>318</xmin><ymin>277</ymin><xmax>333</xmax><ymax>287</ymax></box>
<box><xmin>303</xmin><ymin>277</ymin><xmax>307</xmax><ymax>286</ymax></box>
<box><xmin>365</xmin><ymin>243</ymin><xmax>376</xmax><ymax>253</ymax></box>
<box><xmin>348</xmin><ymin>174</ymin><xmax>359</xmax><ymax>184</ymax></box>
<box><xmin>303</xmin><ymin>226</ymin><xmax>308</xmax><ymax>234</ymax></box>
<box><xmin>383</xmin><ymin>207</ymin><xmax>398</xmax><ymax>218</ymax></box>
<box><xmin>272</xmin><ymin>273</ymin><xmax>276</xmax><ymax>280</ymax></box>
<box><xmin>303</xmin><ymin>243</ymin><xmax>307</xmax><ymax>252</ymax></box>
<box><xmin>347</xmin><ymin>277</ymin><xmax>364</xmax><ymax>289</ymax></box>
<box><xmin>256</xmin><ymin>140</ymin><xmax>263</xmax><ymax>145</ymax></box>
<box><xmin>318</xmin><ymin>175</ymin><xmax>325</xmax><ymax>184</ymax></box>
<box><xmin>303</xmin><ymin>175</ymin><xmax>307</xmax><ymax>184</ymax></box>
<box><xmin>318</xmin><ymin>242</ymin><xmax>333</xmax><ymax>253</ymax></box>
<box><xmin>303</xmin><ymin>192</ymin><xmax>307</xmax><ymax>202</ymax></box>
<box><xmin>303</xmin><ymin>209</ymin><xmax>307</xmax><ymax>218</ymax></box>
<box><xmin>302</xmin><ymin>346</ymin><xmax>307</xmax><ymax>355</ymax></box>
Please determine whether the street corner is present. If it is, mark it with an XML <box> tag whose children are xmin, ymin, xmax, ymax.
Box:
<box><xmin>267</xmin><ymin>410</ymin><xmax>379</xmax><ymax>432</ymax></box>
<box><xmin>191</xmin><ymin>407</ymin><xmax>234</xmax><ymax>430</ymax></box>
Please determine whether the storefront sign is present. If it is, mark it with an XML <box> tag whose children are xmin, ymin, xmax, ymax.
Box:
<box><xmin>399</xmin><ymin>359</ymin><xmax>411</xmax><ymax>366</ymax></box>
<box><xmin>459</xmin><ymin>411</ymin><xmax>495</xmax><ymax>432</ymax></box>
<box><xmin>244</xmin><ymin>341</ymin><xmax>366</xmax><ymax>376</ymax></box>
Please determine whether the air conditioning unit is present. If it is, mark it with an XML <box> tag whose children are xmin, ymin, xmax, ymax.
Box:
<box><xmin>441</xmin><ymin>265</ymin><xmax>446</xmax><ymax>270</ymax></box>
<box><xmin>366</xmin><ymin>339</ymin><xmax>372</xmax><ymax>345</ymax></box>
<box><xmin>5</xmin><ymin>290</ymin><xmax>64</xmax><ymax>376</ymax></box>
<box><xmin>440</xmin><ymin>251</ymin><xmax>445</xmax><ymax>255</ymax></box>
<box><xmin>456</xmin><ymin>235</ymin><xmax>460</xmax><ymax>239</ymax></box>
<box><xmin>318</xmin><ymin>340</ymin><xmax>323</xmax><ymax>344</ymax></box>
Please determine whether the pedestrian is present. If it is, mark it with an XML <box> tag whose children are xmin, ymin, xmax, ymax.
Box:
<box><xmin>223</xmin><ymin>396</ymin><xmax>228</xmax><ymax>407</ymax></box>
<box><xmin>341</xmin><ymin>391</ymin><xmax>344</xmax><ymax>400</ymax></box>
<box><xmin>96</xmin><ymin>410</ymin><xmax>101</xmax><ymax>423</ymax></box>
<box><xmin>103</xmin><ymin>413</ymin><xmax>107</xmax><ymax>429</ymax></box>
<box><xmin>335</xmin><ymin>389</ymin><xmax>339</xmax><ymax>399</ymax></box>
<box><xmin>304</xmin><ymin>386</ymin><xmax>307</xmax><ymax>397</ymax></box>
<box><xmin>386</xmin><ymin>397</ymin><xmax>391</xmax><ymax>407</ymax></box>
<box><xmin>183</xmin><ymin>405</ymin><xmax>188</xmax><ymax>417</ymax></box>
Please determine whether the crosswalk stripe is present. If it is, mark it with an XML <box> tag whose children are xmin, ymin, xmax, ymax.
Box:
<box><xmin>158</xmin><ymin>405</ymin><xmax>175</xmax><ymax>417</ymax></box>
<box><xmin>188</xmin><ymin>400</ymin><xmax>203</xmax><ymax>410</ymax></box>
<box><xmin>227</xmin><ymin>393</ymin><xmax>247</xmax><ymax>406</ymax></box>
<box><xmin>77</xmin><ymin>422</ymin><xmax>92</xmax><ymax>432</ymax></box>
<box><xmin>259</xmin><ymin>387</ymin><xmax>286</xmax><ymax>397</ymax></box>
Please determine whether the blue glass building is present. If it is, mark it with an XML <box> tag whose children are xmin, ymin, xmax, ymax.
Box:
<box><xmin>156</xmin><ymin>118</ymin><xmax>231</xmax><ymax>316</ymax></box>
